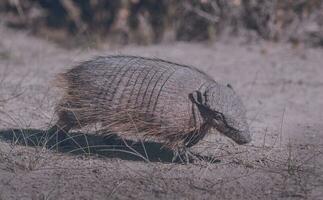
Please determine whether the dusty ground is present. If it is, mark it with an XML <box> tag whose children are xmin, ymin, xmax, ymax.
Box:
<box><xmin>0</xmin><ymin>23</ymin><xmax>323</xmax><ymax>200</ymax></box>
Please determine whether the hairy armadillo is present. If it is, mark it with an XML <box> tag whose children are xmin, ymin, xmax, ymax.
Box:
<box><xmin>49</xmin><ymin>55</ymin><xmax>251</xmax><ymax>151</ymax></box>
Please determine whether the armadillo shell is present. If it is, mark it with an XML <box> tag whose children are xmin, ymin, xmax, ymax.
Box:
<box><xmin>56</xmin><ymin>55</ymin><xmax>216</xmax><ymax>149</ymax></box>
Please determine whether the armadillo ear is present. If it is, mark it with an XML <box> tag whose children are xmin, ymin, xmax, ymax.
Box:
<box><xmin>188</xmin><ymin>91</ymin><xmax>206</xmax><ymax>105</ymax></box>
<box><xmin>227</xmin><ymin>84</ymin><xmax>234</xmax><ymax>90</ymax></box>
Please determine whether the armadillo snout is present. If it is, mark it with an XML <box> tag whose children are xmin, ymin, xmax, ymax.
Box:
<box><xmin>224</xmin><ymin>129</ymin><xmax>251</xmax><ymax>145</ymax></box>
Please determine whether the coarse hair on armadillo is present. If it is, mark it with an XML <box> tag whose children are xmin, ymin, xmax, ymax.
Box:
<box><xmin>53</xmin><ymin>55</ymin><xmax>222</xmax><ymax>149</ymax></box>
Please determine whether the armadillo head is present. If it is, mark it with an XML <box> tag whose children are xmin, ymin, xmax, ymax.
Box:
<box><xmin>189</xmin><ymin>83</ymin><xmax>251</xmax><ymax>144</ymax></box>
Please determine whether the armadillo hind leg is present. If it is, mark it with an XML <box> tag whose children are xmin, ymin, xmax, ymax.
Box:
<box><xmin>46</xmin><ymin>111</ymin><xmax>76</xmax><ymax>148</ymax></box>
<box><xmin>46</xmin><ymin>124</ymin><xmax>71</xmax><ymax>148</ymax></box>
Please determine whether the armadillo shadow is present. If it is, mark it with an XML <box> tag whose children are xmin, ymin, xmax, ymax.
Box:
<box><xmin>0</xmin><ymin>129</ymin><xmax>217</xmax><ymax>164</ymax></box>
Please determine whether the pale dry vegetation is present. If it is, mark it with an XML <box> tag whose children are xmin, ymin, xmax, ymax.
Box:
<box><xmin>1</xmin><ymin>0</ymin><xmax>323</xmax><ymax>47</ymax></box>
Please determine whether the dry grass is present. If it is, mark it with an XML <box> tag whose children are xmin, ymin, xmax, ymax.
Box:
<box><xmin>1</xmin><ymin>23</ymin><xmax>323</xmax><ymax>199</ymax></box>
<box><xmin>1</xmin><ymin>114</ymin><xmax>322</xmax><ymax>199</ymax></box>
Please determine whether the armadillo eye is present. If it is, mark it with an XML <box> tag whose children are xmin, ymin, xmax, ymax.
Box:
<box><xmin>213</xmin><ymin>112</ymin><xmax>224</xmax><ymax>121</ymax></box>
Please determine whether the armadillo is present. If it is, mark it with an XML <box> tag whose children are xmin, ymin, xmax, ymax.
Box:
<box><xmin>49</xmin><ymin>55</ymin><xmax>251</xmax><ymax>152</ymax></box>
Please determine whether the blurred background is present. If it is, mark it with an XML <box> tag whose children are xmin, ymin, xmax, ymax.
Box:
<box><xmin>1</xmin><ymin>0</ymin><xmax>323</xmax><ymax>47</ymax></box>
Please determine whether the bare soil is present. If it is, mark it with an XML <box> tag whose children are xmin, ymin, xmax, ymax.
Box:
<box><xmin>0</xmin><ymin>24</ymin><xmax>323</xmax><ymax>200</ymax></box>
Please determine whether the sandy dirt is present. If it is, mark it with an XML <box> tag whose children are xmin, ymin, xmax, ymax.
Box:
<box><xmin>0</xmin><ymin>24</ymin><xmax>323</xmax><ymax>200</ymax></box>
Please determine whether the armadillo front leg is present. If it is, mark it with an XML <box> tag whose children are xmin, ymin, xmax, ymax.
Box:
<box><xmin>172</xmin><ymin>147</ymin><xmax>202</xmax><ymax>164</ymax></box>
<box><xmin>171</xmin><ymin>129</ymin><xmax>208</xmax><ymax>163</ymax></box>
<box><xmin>183</xmin><ymin>129</ymin><xmax>208</xmax><ymax>148</ymax></box>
